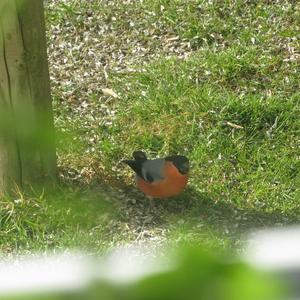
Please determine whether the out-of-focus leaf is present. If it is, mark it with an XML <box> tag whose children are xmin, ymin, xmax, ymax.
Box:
<box><xmin>102</xmin><ymin>88</ymin><xmax>119</xmax><ymax>98</ymax></box>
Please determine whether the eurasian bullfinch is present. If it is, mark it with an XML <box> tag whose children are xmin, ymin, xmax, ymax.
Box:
<box><xmin>122</xmin><ymin>151</ymin><xmax>189</xmax><ymax>198</ymax></box>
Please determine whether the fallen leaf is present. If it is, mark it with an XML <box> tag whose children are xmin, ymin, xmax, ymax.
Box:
<box><xmin>166</xmin><ymin>36</ymin><xmax>179</xmax><ymax>42</ymax></box>
<box><xmin>226</xmin><ymin>121</ymin><xmax>244</xmax><ymax>129</ymax></box>
<box><xmin>102</xmin><ymin>88</ymin><xmax>119</xmax><ymax>98</ymax></box>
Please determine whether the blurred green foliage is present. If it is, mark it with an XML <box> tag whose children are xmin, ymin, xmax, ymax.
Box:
<box><xmin>2</xmin><ymin>246</ymin><xmax>284</xmax><ymax>300</ymax></box>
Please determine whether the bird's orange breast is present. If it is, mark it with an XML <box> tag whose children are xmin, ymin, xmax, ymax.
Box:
<box><xmin>137</xmin><ymin>161</ymin><xmax>188</xmax><ymax>198</ymax></box>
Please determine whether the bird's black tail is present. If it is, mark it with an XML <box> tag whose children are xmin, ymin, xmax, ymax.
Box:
<box><xmin>122</xmin><ymin>151</ymin><xmax>147</xmax><ymax>179</ymax></box>
<box><xmin>132</xmin><ymin>151</ymin><xmax>147</xmax><ymax>160</ymax></box>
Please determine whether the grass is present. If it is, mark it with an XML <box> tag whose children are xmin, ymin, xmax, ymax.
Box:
<box><xmin>1</xmin><ymin>0</ymin><xmax>300</xmax><ymax>254</ymax></box>
<box><xmin>0</xmin><ymin>185</ymin><xmax>113</xmax><ymax>253</ymax></box>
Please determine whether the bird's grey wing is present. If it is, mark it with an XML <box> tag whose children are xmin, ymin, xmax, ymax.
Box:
<box><xmin>141</xmin><ymin>158</ymin><xmax>165</xmax><ymax>182</ymax></box>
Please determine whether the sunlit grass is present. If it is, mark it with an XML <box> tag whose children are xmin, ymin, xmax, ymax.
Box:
<box><xmin>0</xmin><ymin>185</ymin><xmax>118</xmax><ymax>253</ymax></box>
<box><xmin>1</xmin><ymin>0</ymin><xmax>296</xmax><ymax>253</ymax></box>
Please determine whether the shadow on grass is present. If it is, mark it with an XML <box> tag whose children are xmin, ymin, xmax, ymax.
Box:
<box><xmin>2</xmin><ymin>177</ymin><xmax>298</xmax><ymax>253</ymax></box>
<box><xmin>116</xmin><ymin>183</ymin><xmax>300</xmax><ymax>240</ymax></box>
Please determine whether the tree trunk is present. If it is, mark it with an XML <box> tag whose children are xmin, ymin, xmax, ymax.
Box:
<box><xmin>0</xmin><ymin>0</ymin><xmax>56</xmax><ymax>193</ymax></box>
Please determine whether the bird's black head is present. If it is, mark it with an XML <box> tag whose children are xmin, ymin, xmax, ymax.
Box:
<box><xmin>165</xmin><ymin>155</ymin><xmax>189</xmax><ymax>175</ymax></box>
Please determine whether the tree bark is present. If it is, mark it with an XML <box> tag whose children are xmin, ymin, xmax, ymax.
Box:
<box><xmin>0</xmin><ymin>0</ymin><xmax>56</xmax><ymax>193</ymax></box>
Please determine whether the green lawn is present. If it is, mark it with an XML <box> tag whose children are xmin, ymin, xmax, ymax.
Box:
<box><xmin>1</xmin><ymin>0</ymin><xmax>299</xmax><ymax>254</ymax></box>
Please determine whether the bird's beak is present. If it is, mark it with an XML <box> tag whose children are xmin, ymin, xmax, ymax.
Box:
<box><xmin>179</xmin><ymin>162</ymin><xmax>189</xmax><ymax>174</ymax></box>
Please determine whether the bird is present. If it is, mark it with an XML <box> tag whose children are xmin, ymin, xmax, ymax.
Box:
<box><xmin>122</xmin><ymin>151</ymin><xmax>189</xmax><ymax>198</ymax></box>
